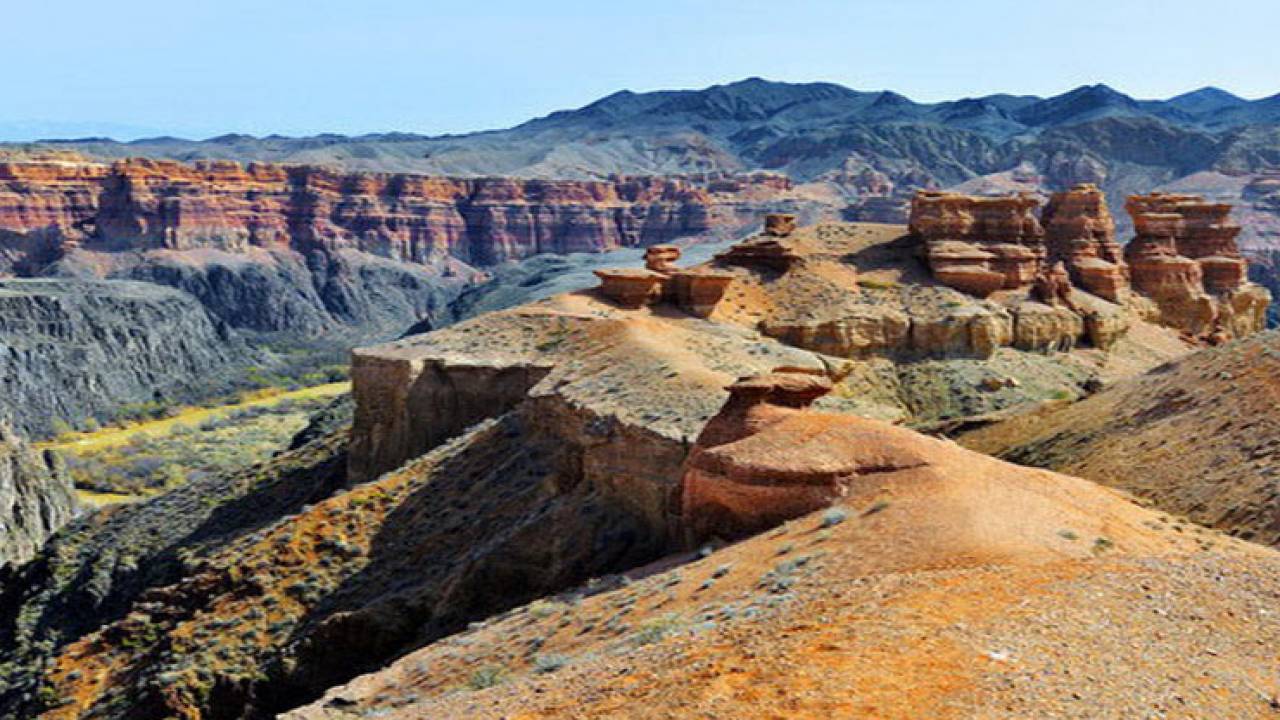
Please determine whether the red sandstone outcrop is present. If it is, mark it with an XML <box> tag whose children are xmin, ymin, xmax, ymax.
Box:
<box><xmin>714</xmin><ymin>237</ymin><xmax>802</xmax><ymax>271</ymax></box>
<box><xmin>593</xmin><ymin>268</ymin><xmax>667</xmax><ymax>308</ymax></box>
<box><xmin>1042</xmin><ymin>184</ymin><xmax>1129</xmax><ymax>302</ymax></box>
<box><xmin>908</xmin><ymin>188</ymin><xmax>1267</xmax><ymax>342</ymax></box>
<box><xmin>1123</xmin><ymin>192</ymin><xmax>1266</xmax><ymax>336</ymax></box>
<box><xmin>0</xmin><ymin>158</ymin><xmax>794</xmax><ymax>271</ymax></box>
<box><xmin>1032</xmin><ymin>261</ymin><xmax>1079</xmax><ymax>312</ymax></box>
<box><xmin>643</xmin><ymin>244</ymin><xmax>681</xmax><ymax>273</ymax></box>
<box><xmin>595</xmin><ymin>243</ymin><xmax>733</xmax><ymax>316</ymax></box>
<box><xmin>909</xmin><ymin>191</ymin><xmax>1044</xmax><ymax>295</ymax></box>
<box><xmin>666</xmin><ymin>270</ymin><xmax>735</xmax><ymax>317</ymax></box>
<box><xmin>680</xmin><ymin>369</ymin><xmax>851</xmax><ymax>540</ymax></box>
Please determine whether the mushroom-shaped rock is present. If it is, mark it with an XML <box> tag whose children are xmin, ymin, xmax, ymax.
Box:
<box><xmin>593</xmin><ymin>268</ymin><xmax>665</xmax><ymax>309</ymax></box>
<box><xmin>681</xmin><ymin>368</ymin><xmax>929</xmax><ymax>542</ymax></box>
<box><xmin>668</xmin><ymin>270</ymin><xmax>734</xmax><ymax>318</ymax></box>
<box><xmin>764</xmin><ymin>213</ymin><xmax>797</xmax><ymax>237</ymax></box>
<box><xmin>644</xmin><ymin>244</ymin><xmax>682</xmax><ymax>274</ymax></box>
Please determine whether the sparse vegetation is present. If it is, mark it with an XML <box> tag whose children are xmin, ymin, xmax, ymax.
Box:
<box><xmin>467</xmin><ymin>665</ymin><xmax>508</xmax><ymax>690</ymax></box>
<box><xmin>820</xmin><ymin>507</ymin><xmax>849</xmax><ymax>527</ymax></box>
<box><xmin>49</xmin><ymin>390</ymin><xmax>340</xmax><ymax>497</ymax></box>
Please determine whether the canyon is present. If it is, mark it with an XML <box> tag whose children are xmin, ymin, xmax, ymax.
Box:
<box><xmin>7</xmin><ymin>76</ymin><xmax>1280</xmax><ymax>720</ymax></box>
<box><xmin>3</xmin><ymin>210</ymin><xmax>1278</xmax><ymax>718</ymax></box>
<box><xmin>0</xmin><ymin>279</ymin><xmax>261</xmax><ymax>436</ymax></box>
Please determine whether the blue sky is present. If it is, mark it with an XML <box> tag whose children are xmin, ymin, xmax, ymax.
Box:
<box><xmin>4</xmin><ymin>0</ymin><xmax>1278</xmax><ymax>140</ymax></box>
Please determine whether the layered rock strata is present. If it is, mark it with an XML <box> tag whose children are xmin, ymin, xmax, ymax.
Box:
<box><xmin>910</xmin><ymin>191</ymin><xmax>1045</xmax><ymax>294</ymax></box>
<box><xmin>1042</xmin><ymin>183</ymin><xmax>1128</xmax><ymax>302</ymax></box>
<box><xmin>0</xmin><ymin>158</ymin><xmax>794</xmax><ymax>269</ymax></box>
<box><xmin>910</xmin><ymin>188</ymin><xmax>1268</xmax><ymax>341</ymax></box>
<box><xmin>1125</xmin><ymin>192</ymin><xmax>1268</xmax><ymax>337</ymax></box>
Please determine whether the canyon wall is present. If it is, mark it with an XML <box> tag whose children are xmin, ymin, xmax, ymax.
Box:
<box><xmin>0</xmin><ymin>158</ymin><xmax>794</xmax><ymax>270</ymax></box>
<box><xmin>0</xmin><ymin>158</ymin><xmax>798</xmax><ymax>339</ymax></box>
<box><xmin>0</xmin><ymin>279</ymin><xmax>261</xmax><ymax>436</ymax></box>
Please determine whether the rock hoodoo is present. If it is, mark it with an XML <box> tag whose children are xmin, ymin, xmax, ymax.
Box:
<box><xmin>910</xmin><ymin>187</ymin><xmax>1269</xmax><ymax>341</ymax></box>
<box><xmin>594</xmin><ymin>244</ymin><xmax>734</xmax><ymax>317</ymax></box>
<box><xmin>1042</xmin><ymin>183</ymin><xmax>1129</xmax><ymax>303</ymax></box>
<box><xmin>1125</xmin><ymin>192</ymin><xmax>1267</xmax><ymax>337</ymax></box>
<box><xmin>680</xmin><ymin>368</ymin><xmax>852</xmax><ymax>541</ymax></box>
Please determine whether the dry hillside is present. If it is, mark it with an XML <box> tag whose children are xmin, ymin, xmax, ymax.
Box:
<box><xmin>962</xmin><ymin>330</ymin><xmax>1280</xmax><ymax>546</ymax></box>
<box><xmin>289</xmin><ymin>413</ymin><xmax>1280</xmax><ymax>719</ymax></box>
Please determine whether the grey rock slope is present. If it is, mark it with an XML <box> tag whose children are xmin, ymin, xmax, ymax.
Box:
<box><xmin>0</xmin><ymin>425</ymin><xmax>77</xmax><ymax>570</ymax></box>
<box><xmin>51</xmin><ymin>248</ymin><xmax>465</xmax><ymax>342</ymax></box>
<box><xmin>0</xmin><ymin>279</ymin><xmax>260</xmax><ymax>437</ymax></box>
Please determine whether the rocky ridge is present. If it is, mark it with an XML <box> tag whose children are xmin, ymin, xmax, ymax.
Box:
<box><xmin>0</xmin><ymin>426</ymin><xmax>77</xmax><ymax>570</ymax></box>
<box><xmin>288</xmin><ymin>366</ymin><xmax>1280</xmax><ymax>719</ymax></box>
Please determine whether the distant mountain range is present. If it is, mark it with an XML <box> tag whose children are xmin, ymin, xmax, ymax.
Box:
<box><xmin>7</xmin><ymin>78</ymin><xmax>1280</xmax><ymax>251</ymax></box>
<box><xmin>5</xmin><ymin>79</ymin><xmax>1279</xmax><ymax>182</ymax></box>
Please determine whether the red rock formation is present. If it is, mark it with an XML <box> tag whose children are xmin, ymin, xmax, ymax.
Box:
<box><xmin>1042</xmin><ymin>183</ymin><xmax>1129</xmax><ymax>302</ymax></box>
<box><xmin>592</xmin><ymin>269</ymin><xmax>666</xmax><ymax>308</ymax></box>
<box><xmin>764</xmin><ymin>213</ymin><xmax>797</xmax><ymax>237</ymax></box>
<box><xmin>1123</xmin><ymin>193</ymin><xmax>1269</xmax><ymax>337</ymax></box>
<box><xmin>643</xmin><ymin>244</ymin><xmax>681</xmax><ymax>273</ymax></box>
<box><xmin>667</xmin><ymin>270</ymin><xmax>735</xmax><ymax>318</ymax></box>
<box><xmin>1032</xmin><ymin>261</ymin><xmax>1079</xmax><ymax>312</ymax></box>
<box><xmin>0</xmin><ymin>158</ymin><xmax>794</xmax><ymax>271</ymax></box>
<box><xmin>921</xmin><ymin>241</ymin><xmax>1005</xmax><ymax>297</ymax></box>
<box><xmin>680</xmin><ymin>369</ymin><xmax>849</xmax><ymax>540</ymax></box>
<box><xmin>909</xmin><ymin>191</ymin><xmax>1044</xmax><ymax>247</ymax></box>
<box><xmin>596</xmin><ymin>244</ymin><xmax>734</xmax><ymax>316</ymax></box>
<box><xmin>714</xmin><ymin>237</ymin><xmax>802</xmax><ymax>271</ymax></box>
<box><xmin>909</xmin><ymin>191</ymin><xmax>1045</xmax><ymax>295</ymax></box>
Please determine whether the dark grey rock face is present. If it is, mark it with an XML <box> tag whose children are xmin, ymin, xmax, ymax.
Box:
<box><xmin>0</xmin><ymin>279</ymin><xmax>260</xmax><ymax>437</ymax></box>
<box><xmin>0</xmin><ymin>425</ymin><xmax>78</xmax><ymax>570</ymax></box>
<box><xmin>53</xmin><ymin>248</ymin><xmax>463</xmax><ymax>342</ymax></box>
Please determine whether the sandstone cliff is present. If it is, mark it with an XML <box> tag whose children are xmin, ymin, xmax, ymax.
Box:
<box><xmin>0</xmin><ymin>158</ymin><xmax>802</xmax><ymax>339</ymax></box>
<box><xmin>0</xmin><ymin>426</ymin><xmax>77</xmax><ymax>570</ymax></box>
